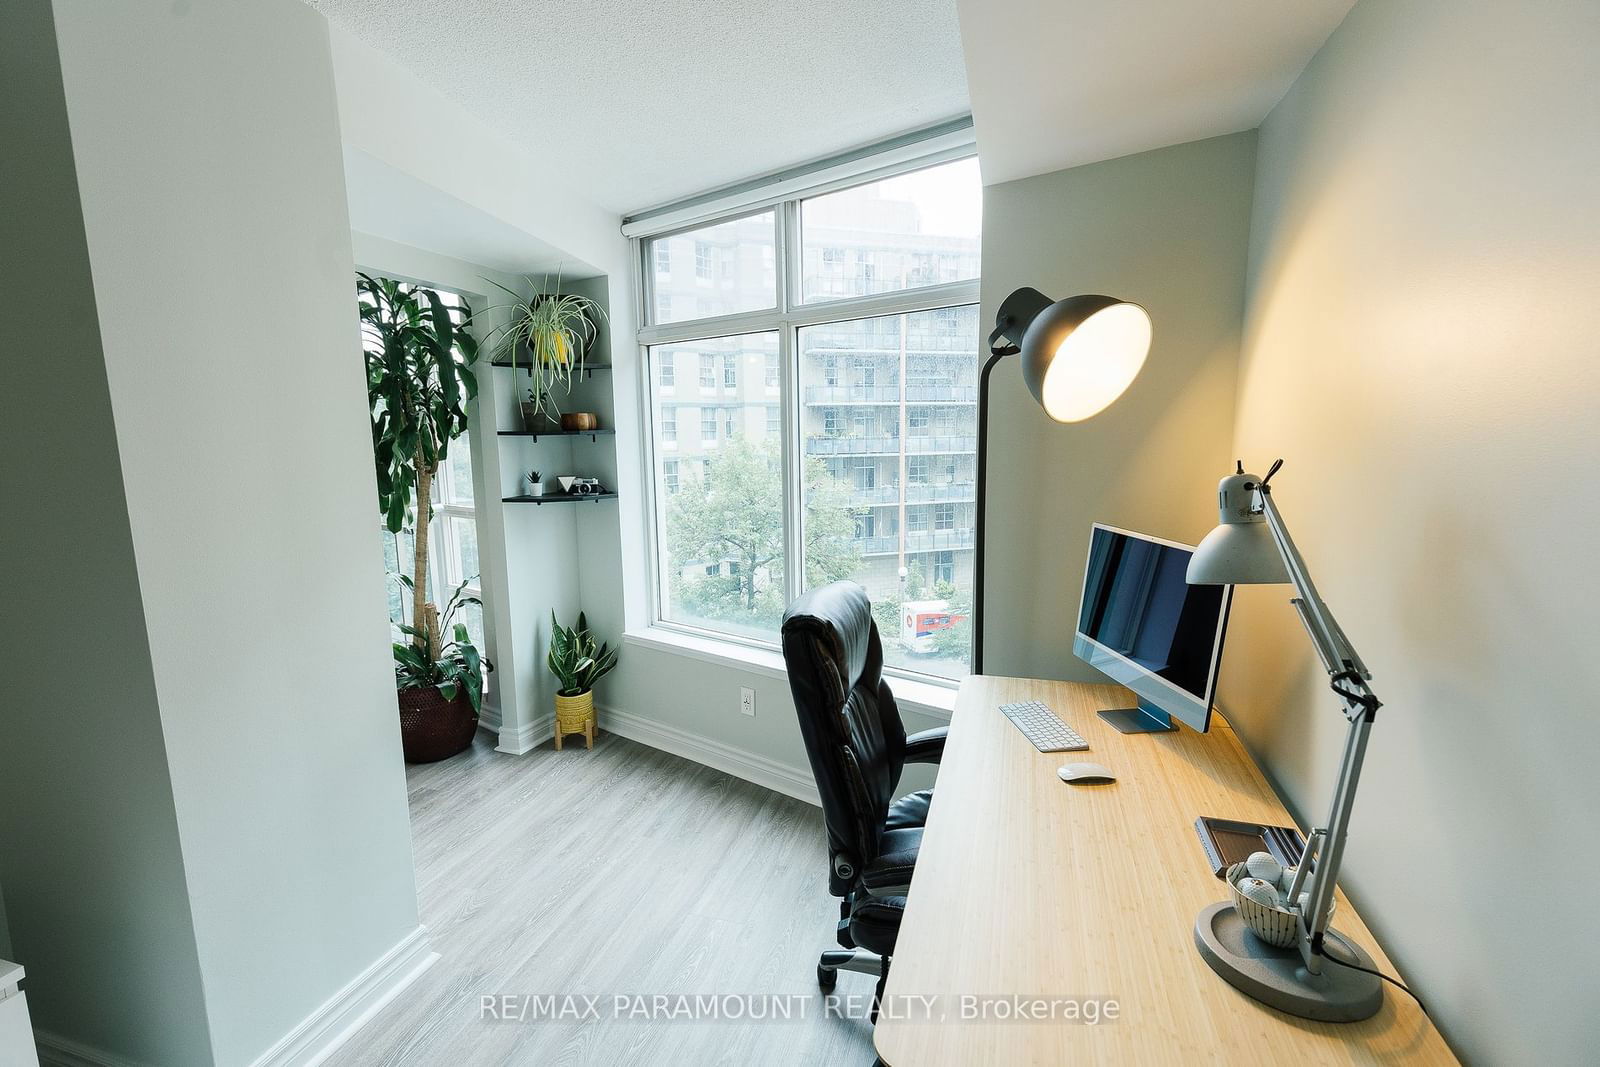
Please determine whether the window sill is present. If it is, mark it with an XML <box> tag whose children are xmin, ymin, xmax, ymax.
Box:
<box><xmin>623</xmin><ymin>626</ymin><xmax>956</xmax><ymax>722</ymax></box>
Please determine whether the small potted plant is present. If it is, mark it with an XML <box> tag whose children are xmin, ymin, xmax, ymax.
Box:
<box><xmin>547</xmin><ymin>611</ymin><xmax>618</xmax><ymax>750</ymax></box>
<box><xmin>526</xmin><ymin>469</ymin><xmax>545</xmax><ymax>497</ymax></box>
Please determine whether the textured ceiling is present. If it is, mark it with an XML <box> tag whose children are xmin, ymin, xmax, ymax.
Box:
<box><xmin>308</xmin><ymin>0</ymin><xmax>971</xmax><ymax>215</ymax></box>
<box><xmin>959</xmin><ymin>0</ymin><xmax>1356</xmax><ymax>185</ymax></box>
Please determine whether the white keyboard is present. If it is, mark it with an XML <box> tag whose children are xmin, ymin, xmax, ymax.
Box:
<box><xmin>1000</xmin><ymin>700</ymin><xmax>1089</xmax><ymax>752</ymax></box>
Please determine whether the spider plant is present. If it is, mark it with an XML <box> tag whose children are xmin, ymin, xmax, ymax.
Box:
<box><xmin>479</xmin><ymin>274</ymin><xmax>606</xmax><ymax>422</ymax></box>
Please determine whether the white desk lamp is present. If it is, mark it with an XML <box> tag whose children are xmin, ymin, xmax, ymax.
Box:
<box><xmin>1187</xmin><ymin>459</ymin><xmax>1386</xmax><ymax>1021</ymax></box>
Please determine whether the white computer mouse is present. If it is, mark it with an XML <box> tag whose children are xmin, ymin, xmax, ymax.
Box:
<box><xmin>1057</xmin><ymin>762</ymin><xmax>1117</xmax><ymax>785</ymax></box>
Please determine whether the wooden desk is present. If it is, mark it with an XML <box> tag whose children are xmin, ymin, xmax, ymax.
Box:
<box><xmin>874</xmin><ymin>676</ymin><xmax>1456</xmax><ymax>1066</ymax></box>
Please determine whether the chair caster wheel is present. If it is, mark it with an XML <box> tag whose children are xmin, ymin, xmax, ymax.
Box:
<box><xmin>817</xmin><ymin>963</ymin><xmax>838</xmax><ymax>992</ymax></box>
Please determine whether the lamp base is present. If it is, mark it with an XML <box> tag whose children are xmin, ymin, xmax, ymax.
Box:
<box><xmin>1194</xmin><ymin>902</ymin><xmax>1382</xmax><ymax>1021</ymax></box>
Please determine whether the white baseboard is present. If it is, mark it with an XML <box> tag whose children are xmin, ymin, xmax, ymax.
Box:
<box><xmin>35</xmin><ymin>1032</ymin><xmax>136</xmax><ymax>1067</ymax></box>
<box><xmin>249</xmin><ymin>925</ymin><xmax>437</xmax><ymax>1067</ymax></box>
<box><xmin>597</xmin><ymin>704</ymin><xmax>820</xmax><ymax>806</ymax></box>
<box><xmin>495</xmin><ymin>716</ymin><xmax>554</xmax><ymax>756</ymax></box>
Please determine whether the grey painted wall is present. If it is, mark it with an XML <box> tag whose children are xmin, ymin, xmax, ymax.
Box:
<box><xmin>979</xmin><ymin>132</ymin><xmax>1258</xmax><ymax>680</ymax></box>
<box><xmin>1227</xmin><ymin>0</ymin><xmax>1600</xmax><ymax>1060</ymax></box>
<box><xmin>0</xmin><ymin>1</ymin><xmax>215</xmax><ymax>1060</ymax></box>
<box><xmin>0</xmin><ymin>1</ymin><xmax>426</xmax><ymax>1062</ymax></box>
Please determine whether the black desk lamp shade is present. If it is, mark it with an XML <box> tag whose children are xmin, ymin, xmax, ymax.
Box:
<box><xmin>972</xmin><ymin>288</ymin><xmax>1151</xmax><ymax>672</ymax></box>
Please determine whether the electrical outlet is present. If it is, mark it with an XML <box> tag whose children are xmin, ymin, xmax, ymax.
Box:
<box><xmin>739</xmin><ymin>687</ymin><xmax>756</xmax><ymax>717</ymax></box>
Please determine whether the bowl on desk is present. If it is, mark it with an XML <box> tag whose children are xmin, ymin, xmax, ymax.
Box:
<box><xmin>1224</xmin><ymin>861</ymin><xmax>1332</xmax><ymax>948</ymax></box>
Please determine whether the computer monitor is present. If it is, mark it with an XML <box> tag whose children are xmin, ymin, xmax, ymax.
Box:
<box><xmin>1074</xmin><ymin>523</ymin><xmax>1233</xmax><ymax>734</ymax></box>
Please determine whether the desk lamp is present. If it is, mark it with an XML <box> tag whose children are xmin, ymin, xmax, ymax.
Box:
<box><xmin>974</xmin><ymin>289</ymin><xmax>1152</xmax><ymax>671</ymax></box>
<box><xmin>1187</xmin><ymin>459</ymin><xmax>1386</xmax><ymax>1021</ymax></box>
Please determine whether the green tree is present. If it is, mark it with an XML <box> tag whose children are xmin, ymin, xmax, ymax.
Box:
<box><xmin>668</xmin><ymin>435</ymin><xmax>861</xmax><ymax>629</ymax></box>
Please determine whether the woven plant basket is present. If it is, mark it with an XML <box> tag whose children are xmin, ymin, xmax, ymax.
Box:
<box><xmin>555</xmin><ymin>689</ymin><xmax>594</xmax><ymax>733</ymax></box>
<box><xmin>397</xmin><ymin>685</ymin><xmax>477</xmax><ymax>763</ymax></box>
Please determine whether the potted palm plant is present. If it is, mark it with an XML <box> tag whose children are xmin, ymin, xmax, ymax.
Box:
<box><xmin>547</xmin><ymin>612</ymin><xmax>618</xmax><ymax>750</ymax></box>
<box><xmin>481</xmin><ymin>276</ymin><xmax>605</xmax><ymax>432</ymax></box>
<box><xmin>391</xmin><ymin>578</ymin><xmax>492</xmax><ymax>761</ymax></box>
<box><xmin>359</xmin><ymin>272</ymin><xmax>491</xmax><ymax>762</ymax></box>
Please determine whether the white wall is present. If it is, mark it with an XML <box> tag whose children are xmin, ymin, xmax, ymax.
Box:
<box><xmin>1</xmin><ymin>1</ymin><xmax>215</xmax><ymax>1061</ymax></box>
<box><xmin>33</xmin><ymin>1</ymin><xmax>424</xmax><ymax>1062</ymax></box>
<box><xmin>979</xmin><ymin>132</ymin><xmax>1258</xmax><ymax>679</ymax></box>
<box><xmin>1227</xmin><ymin>0</ymin><xmax>1600</xmax><ymax>1060</ymax></box>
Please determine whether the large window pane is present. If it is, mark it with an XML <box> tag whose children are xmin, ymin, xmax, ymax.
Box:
<box><xmin>799</xmin><ymin>306</ymin><xmax>979</xmax><ymax>679</ymax></box>
<box><xmin>799</xmin><ymin>158</ymin><xmax>982</xmax><ymax>304</ymax></box>
<box><xmin>650</xmin><ymin>333</ymin><xmax>786</xmax><ymax>640</ymax></box>
<box><xmin>648</xmin><ymin>212</ymin><xmax>777</xmax><ymax>324</ymax></box>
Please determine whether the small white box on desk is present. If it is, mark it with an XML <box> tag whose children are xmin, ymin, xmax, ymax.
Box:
<box><xmin>0</xmin><ymin>960</ymin><xmax>41</xmax><ymax>1067</ymax></box>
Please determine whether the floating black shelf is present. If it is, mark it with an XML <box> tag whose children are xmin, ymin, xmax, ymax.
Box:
<box><xmin>489</xmin><ymin>361</ymin><xmax>612</xmax><ymax>377</ymax></box>
<box><xmin>497</xmin><ymin>428</ymin><xmax>615</xmax><ymax>441</ymax></box>
<box><xmin>501</xmin><ymin>492</ymin><xmax>617</xmax><ymax>505</ymax></box>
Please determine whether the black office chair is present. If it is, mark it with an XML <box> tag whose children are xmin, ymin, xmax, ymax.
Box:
<box><xmin>780</xmin><ymin>581</ymin><xmax>948</xmax><ymax>1013</ymax></box>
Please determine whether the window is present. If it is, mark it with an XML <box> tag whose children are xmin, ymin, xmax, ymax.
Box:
<box><xmin>638</xmin><ymin>153</ymin><xmax>979</xmax><ymax>676</ymax></box>
<box><xmin>644</xmin><ymin>213</ymin><xmax>776</xmax><ymax>324</ymax></box>
<box><xmin>647</xmin><ymin>332</ymin><xmax>783</xmax><ymax>640</ymax></box>
<box><xmin>663</xmin><ymin>458</ymin><xmax>680</xmax><ymax>493</ymax></box>
<box><xmin>800</xmin><ymin>157</ymin><xmax>981</xmax><ymax>303</ymax></box>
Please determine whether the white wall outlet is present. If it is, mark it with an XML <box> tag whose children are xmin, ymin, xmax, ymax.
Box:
<box><xmin>739</xmin><ymin>687</ymin><xmax>756</xmax><ymax>717</ymax></box>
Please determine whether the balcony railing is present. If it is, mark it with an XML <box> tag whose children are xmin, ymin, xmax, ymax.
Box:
<box><xmin>903</xmin><ymin>481</ymin><xmax>975</xmax><ymax>504</ymax></box>
<box><xmin>845</xmin><ymin>485</ymin><xmax>902</xmax><ymax>505</ymax></box>
<box><xmin>805</xmin><ymin>385</ymin><xmax>901</xmax><ymax>405</ymax></box>
<box><xmin>905</xmin><ymin>434</ymin><xmax>977</xmax><ymax>454</ymax></box>
<box><xmin>905</xmin><ymin>385</ymin><xmax>976</xmax><ymax>404</ymax></box>
<box><xmin>806</xmin><ymin>435</ymin><xmax>901</xmax><ymax>456</ymax></box>
<box><xmin>904</xmin><ymin>529</ymin><xmax>976</xmax><ymax>552</ymax></box>
<box><xmin>804</xmin><ymin>385</ymin><xmax>978</xmax><ymax>405</ymax></box>
<box><xmin>853</xmin><ymin>535</ymin><xmax>900</xmax><ymax>555</ymax></box>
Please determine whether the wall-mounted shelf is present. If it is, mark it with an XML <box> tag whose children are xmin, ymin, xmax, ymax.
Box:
<box><xmin>502</xmin><ymin>492</ymin><xmax>617</xmax><ymax>505</ymax></box>
<box><xmin>497</xmin><ymin>429</ymin><xmax>614</xmax><ymax>441</ymax></box>
<box><xmin>490</xmin><ymin>361</ymin><xmax>612</xmax><ymax>378</ymax></box>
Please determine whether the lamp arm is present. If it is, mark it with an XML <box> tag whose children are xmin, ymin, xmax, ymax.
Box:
<box><xmin>971</xmin><ymin>346</ymin><xmax>1017</xmax><ymax>674</ymax></box>
<box><xmin>1252</xmin><ymin>484</ymin><xmax>1383</xmax><ymax>972</ymax></box>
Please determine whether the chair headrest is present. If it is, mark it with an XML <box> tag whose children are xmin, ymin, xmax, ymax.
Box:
<box><xmin>781</xmin><ymin>581</ymin><xmax>874</xmax><ymax>693</ymax></box>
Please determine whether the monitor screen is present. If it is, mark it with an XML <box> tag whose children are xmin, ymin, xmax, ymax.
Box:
<box><xmin>1073</xmin><ymin>524</ymin><xmax>1231</xmax><ymax>732</ymax></box>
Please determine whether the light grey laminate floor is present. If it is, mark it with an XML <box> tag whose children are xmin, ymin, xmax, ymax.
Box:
<box><xmin>327</xmin><ymin>730</ymin><xmax>878</xmax><ymax>1067</ymax></box>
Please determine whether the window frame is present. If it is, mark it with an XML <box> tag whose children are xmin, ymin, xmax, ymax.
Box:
<box><xmin>633</xmin><ymin>154</ymin><xmax>981</xmax><ymax>677</ymax></box>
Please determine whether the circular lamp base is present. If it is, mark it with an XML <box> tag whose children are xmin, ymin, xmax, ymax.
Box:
<box><xmin>1194</xmin><ymin>902</ymin><xmax>1383</xmax><ymax>1022</ymax></box>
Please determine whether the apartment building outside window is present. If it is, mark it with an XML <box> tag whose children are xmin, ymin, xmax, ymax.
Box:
<box><xmin>639</xmin><ymin>154</ymin><xmax>981</xmax><ymax>679</ymax></box>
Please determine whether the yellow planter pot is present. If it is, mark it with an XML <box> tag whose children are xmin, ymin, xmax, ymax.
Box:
<box><xmin>554</xmin><ymin>689</ymin><xmax>595</xmax><ymax>750</ymax></box>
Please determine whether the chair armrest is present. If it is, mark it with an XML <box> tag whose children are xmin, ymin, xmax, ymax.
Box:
<box><xmin>903</xmin><ymin>726</ymin><xmax>948</xmax><ymax>765</ymax></box>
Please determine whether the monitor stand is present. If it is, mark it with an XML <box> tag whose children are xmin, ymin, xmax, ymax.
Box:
<box><xmin>1098</xmin><ymin>697</ymin><xmax>1177</xmax><ymax>734</ymax></box>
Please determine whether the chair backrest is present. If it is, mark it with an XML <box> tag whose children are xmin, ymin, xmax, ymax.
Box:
<box><xmin>781</xmin><ymin>581</ymin><xmax>906</xmax><ymax>893</ymax></box>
